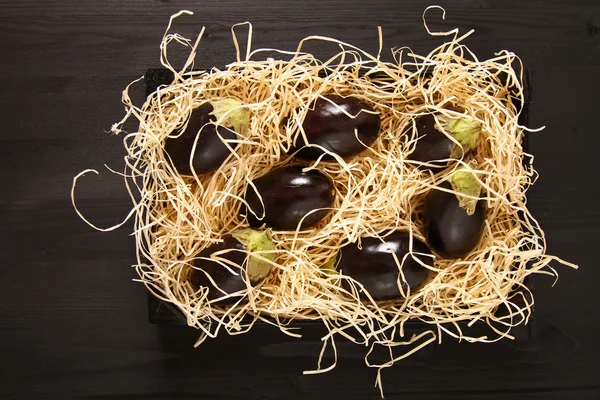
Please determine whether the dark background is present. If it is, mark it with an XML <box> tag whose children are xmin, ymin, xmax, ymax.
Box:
<box><xmin>1</xmin><ymin>0</ymin><xmax>599</xmax><ymax>399</ymax></box>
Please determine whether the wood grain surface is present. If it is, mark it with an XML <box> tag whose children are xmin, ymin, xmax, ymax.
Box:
<box><xmin>1</xmin><ymin>0</ymin><xmax>599</xmax><ymax>399</ymax></box>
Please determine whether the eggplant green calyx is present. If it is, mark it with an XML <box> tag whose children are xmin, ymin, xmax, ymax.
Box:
<box><xmin>321</xmin><ymin>254</ymin><xmax>338</xmax><ymax>275</ymax></box>
<box><xmin>232</xmin><ymin>228</ymin><xmax>275</xmax><ymax>282</ymax></box>
<box><xmin>447</xmin><ymin>168</ymin><xmax>482</xmax><ymax>216</ymax></box>
<box><xmin>437</xmin><ymin>115</ymin><xmax>482</xmax><ymax>157</ymax></box>
<box><xmin>210</xmin><ymin>98</ymin><xmax>250</xmax><ymax>136</ymax></box>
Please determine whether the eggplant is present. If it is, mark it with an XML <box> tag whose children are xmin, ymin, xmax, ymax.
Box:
<box><xmin>336</xmin><ymin>231</ymin><xmax>433</xmax><ymax>301</ymax></box>
<box><xmin>422</xmin><ymin>172</ymin><xmax>487</xmax><ymax>258</ymax></box>
<box><xmin>289</xmin><ymin>95</ymin><xmax>381</xmax><ymax>160</ymax></box>
<box><xmin>190</xmin><ymin>229</ymin><xmax>275</xmax><ymax>300</ymax></box>
<box><xmin>244</xmin><ymin>166</ymin><xmax>335</xmax><ymax>230</ymax></box>
<box><xmin>407</xmin><ymin>113</ymin><xmax>481</xmax><ymax>170</ymax></box>
<box><xmin>164</xmin><ymin>99</ymin><xmax>249</xmax><ymax>175</ymax></box>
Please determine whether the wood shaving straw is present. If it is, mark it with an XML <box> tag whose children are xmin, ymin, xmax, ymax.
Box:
<box><xmin>72</xmin><ymin>7</ymin><xmax>577</xmax><ymax>394</ymax></box>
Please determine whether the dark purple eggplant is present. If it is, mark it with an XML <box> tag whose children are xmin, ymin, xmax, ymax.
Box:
<box><xmin>336</xmin><ymin>231</ymin><xmax>433</xmax><ymax>301</ymax></box>
<box><xmin>407</xmin><ymin>113</ymin><xmax>481</xmax><ymax>170</ymax></box>
<box><xmin>244</xmin><ymin>166</ymin><xmax>335</xmax><ymax>230</ymax></box>
<box><xmin>423</xmin><ymin>173</ymin><xmax>487</xmax><ymax>258</ymax></box>
<box><xmin>290</xmin><ymin>95</ymin><xmax>381</xmax><ymax>160</ymax></box>
<box><xmin>164</xmin><ymin>99</ymin><xmax>248</xmax><ymax>175</ymax></box>
<box><xmin>190</xmin><ymin>229</ymin><xmax>275</xmax><ymax>300</ymax></box>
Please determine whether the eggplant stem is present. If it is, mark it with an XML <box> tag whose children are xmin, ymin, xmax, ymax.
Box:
<box><xmin>321</xmin><ymin>254</ymin><xmax>338</xmax><ymax>274</ymax></box>
<box><xmin>438</xmin><ymin>115</ymin><xmax>482</xmax><ymax>153</ymax></box>
<box><xmin>448</xmin><ymin>168</ymin><xmax>482</xmax><ymax>215</ymax></box>
<box><xmin>211</xmin><ymin>98</ymin><xmax>250</xmax><ymax>136</ymax></box>
<box><xmin>232</xmin><ymin>228</ymin><xmax>275</xmax><ymax>282</ymax></box>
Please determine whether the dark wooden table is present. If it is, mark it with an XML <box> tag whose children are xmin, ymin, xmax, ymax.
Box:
<box><xmin>1</xmin><ymin>1</ymin><xmax>599</xmax><ymax>399</ymax></box>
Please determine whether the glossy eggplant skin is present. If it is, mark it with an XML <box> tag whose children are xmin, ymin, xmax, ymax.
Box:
<box><xmin>245</xmin><ymin>166</ymin><xmax>335</xmax><ymax>230</ymax></box>
<box><xmin>423</xmin><ymin>181</ymin><xmax>486</xmax><ymax>258</ymax></box>
<box><xmin>190</xmin><ymin>235</ymin><xmax>249</xmax><ymax>300</ymax></box>
<box><xmin>164</xmin><ymin>103</ymin><xmax>238</xmax><ymax>175</ymax></box>
<box><xmin>291</xmin><ymin>95</ymin><xmax>381</xmax><ymax>160</ymax></box>
<box><xmin>407</xmin><ymin>114</ymin><xmax>453</xmax><ymax>165</ymax></box>
<box><xmin>337</xmin><ymin>231</ymin><xmax>433</xmax><ymax>301</ymax></box>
